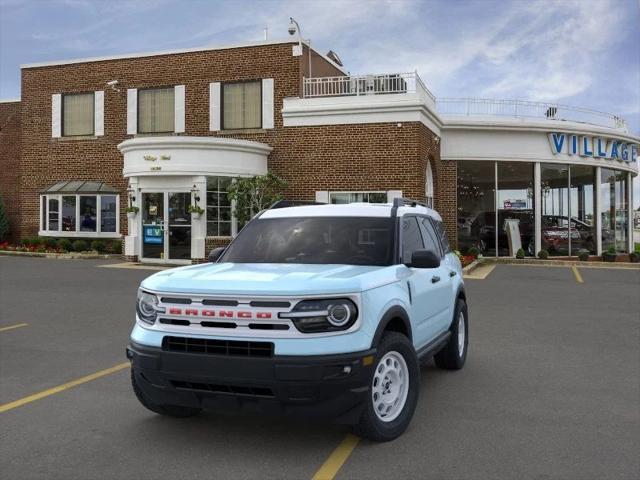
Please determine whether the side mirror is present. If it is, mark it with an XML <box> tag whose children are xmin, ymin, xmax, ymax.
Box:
<box><xmin>407</xmin><ymin>249</ymin><xmax>440</xmax><ymax>269</ymax></box>
<box><xmin>208</xmin><ymin>247</ymin><xmax>226</xmax><ymax>263</ymax></box>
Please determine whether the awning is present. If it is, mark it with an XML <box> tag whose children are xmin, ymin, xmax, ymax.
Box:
<box><xmin>41</xmin><ymin>181</ymin><xmax>120</xmax><ymax>194</ymax></box>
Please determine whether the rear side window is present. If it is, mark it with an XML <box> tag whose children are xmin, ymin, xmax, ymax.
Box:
<box><xmin>432</xmin><ymin>219</ymin><xmax>451</xmax><ymax>253</ymax></box>
<box><xmin>418</xmin><ymin>217</ymin><xmax>442</xmax><ymax>257</ymax></box>
<box><xmin>401</xmin><ymin>217</ymin><xmax>424</xmax><ymax>264</ymax></box>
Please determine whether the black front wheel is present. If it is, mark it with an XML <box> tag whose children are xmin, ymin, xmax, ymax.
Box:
<box><xmin>434</xmin><ymin>299</ymin><xmax>468</xmax><ymax>370</ymax></box>
<box><xmin>354</xmin><ymin>332</ymin><xmax>419</xmax><ymax>442</ymax></box>
<box><xmin>131</xmin><ymin>369</ymin><xmax>202</xmax><ymax>418</ymax></box>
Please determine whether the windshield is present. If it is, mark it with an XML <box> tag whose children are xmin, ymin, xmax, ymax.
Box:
<box><xmin>221</xmin><ymin>216</ymin><xmax>395</xmax><ymax>266</ymax></box>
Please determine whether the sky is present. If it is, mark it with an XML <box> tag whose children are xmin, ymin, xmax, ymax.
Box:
<box><xmin>1</xmin><ymin>0</ymin><xmax>638</xmax><ymax>205</ymax></box>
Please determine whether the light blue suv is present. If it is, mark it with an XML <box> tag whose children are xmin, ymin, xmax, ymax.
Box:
<box><xmin>127</xmin><ymin>198</ymin><xmax>468</xmax><ymax>441</ymax></box>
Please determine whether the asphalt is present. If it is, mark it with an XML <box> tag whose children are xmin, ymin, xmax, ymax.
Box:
<box><xmin>0</xmin><ymin>257</ymin><xmax>638</xmax><ymax>480</ymax></box>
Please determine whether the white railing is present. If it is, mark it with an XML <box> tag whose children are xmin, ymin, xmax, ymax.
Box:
<box><xmin>303</xmin><ymin>72</ymin><xmax>436</xmax><ymax>102</ymax></box>
<box><xmin>436</xmin><ymin>98</ymin><xmax>627</xmax><ymax>131</ymax></box>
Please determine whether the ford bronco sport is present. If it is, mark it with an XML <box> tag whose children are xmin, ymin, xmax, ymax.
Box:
<box><xmin>127</xmin><ymin>198</ymin><xmax>469</xmax><ymax>441</ymax></box>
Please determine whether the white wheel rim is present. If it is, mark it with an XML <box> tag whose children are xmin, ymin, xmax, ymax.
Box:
<box><xmin>457</xmin><ymin>311</ymin><xmax>465</xmax><ymax>357</ymax></box>
<box><xmin>371</xmin><ymin>351</ymin><xmax>409</xmax><ymax>422</ymax></box>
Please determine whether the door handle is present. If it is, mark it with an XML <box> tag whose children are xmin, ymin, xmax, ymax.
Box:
<box><xmin>431</xmin><ymin>275</ymin><xmax>441</xmax><ymax>284</ymax></box>
<box><xmin>449</xmin><ymin>270</ymin><xmax>457</xmax><ymax>277</ymax></box>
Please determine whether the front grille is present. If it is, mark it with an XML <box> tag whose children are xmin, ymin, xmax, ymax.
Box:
<box><xmin>171</xmin><ymin>380</ymin><xmax>274</xmax><ymax>397</ymax></box>
<box><xmin>162</xmin><ymin>336</ymin><xmax>274</xmax><ymax>357</ymax></box>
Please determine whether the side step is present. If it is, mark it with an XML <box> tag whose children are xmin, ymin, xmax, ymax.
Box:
<box><xmin>416</xmin><ymin>331</ymin><xmax>451</xmax><ymax>361</ymax></box>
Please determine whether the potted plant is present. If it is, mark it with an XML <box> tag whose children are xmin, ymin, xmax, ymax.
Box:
<box><xmin>187</xmin><ymin>204</ymin><xmax>205</xmax><ymax>219</ymax></box>
<box><xmin>126</xmin><ymin>206</ymin><xmax>139</xmax><ymax>220</ymax></box>
<box><xmin>577</xmin><ymin>249</ymin><xmax>590</xmax><ymax>262</ymax></box>
<box><xmin>603</xmin><ymin>245</ymin><xmax>617</xmax><ymax>262</ymax></box>
<box><xmin>537</xmin><ymin>249</ymin><xmax>549</xmax><ymax>260</ymax></box>
<box><xmin>515</xmin><ymin>248</ymin><xmax>525</xmax><ymax>259</ymax></box>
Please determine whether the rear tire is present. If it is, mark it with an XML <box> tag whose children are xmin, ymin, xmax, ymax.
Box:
<box><xmin>434</xmin><ymin>299</ymin><xmax>468</xmax><ymax>370</ymax></box>
<box><xmin>131</xmin><ymin>369</ymin><xmax>202</xmax><ymax>418</ymax></box>
<box><xmin>354</xmin><ymin>332</ymin><xmax>419</xmax><ymax>442</ymax></box>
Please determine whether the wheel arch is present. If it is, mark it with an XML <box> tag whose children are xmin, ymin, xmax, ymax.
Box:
<box><xmin>371</xmin><ymin>306</ymin><xmax>413</xmax><ymax>348</ymax></box>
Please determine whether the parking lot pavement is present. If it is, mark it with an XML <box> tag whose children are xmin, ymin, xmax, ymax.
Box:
<box><xmin>1</xmin><ymin>257</ymin><xmax>639</xmax><ymax>480</ymax></box>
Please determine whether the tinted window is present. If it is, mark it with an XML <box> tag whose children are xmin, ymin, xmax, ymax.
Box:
<box><xmin>401</xmin><ymin>216</ymin><xmax>424</xmax><ymax>264</ymax></box>
<box><xmin>432</xmin><ymin>219</ymin><xmax>451</xmax><ymax>253</ymax></box>
<box><xmin>418</xmin><ymin>217</ymin><xmax>441</xmax><ymax>256</ymax></box>
<box><xmin>221</xmin><ymin>217</ymin><xmax>394</xmax><ymax>266</ymax></box>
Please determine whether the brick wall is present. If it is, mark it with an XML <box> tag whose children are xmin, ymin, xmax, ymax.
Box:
<box><xmin>0</xmin><ymin>101</ymin><xmax>21</xmax><ymax>243</ymax></box>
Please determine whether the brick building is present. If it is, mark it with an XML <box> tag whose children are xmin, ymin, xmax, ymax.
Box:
<box><xmin>0</xmin><ymin>38</ymin><xmax>637</xmax><ymax>262</ymax></box>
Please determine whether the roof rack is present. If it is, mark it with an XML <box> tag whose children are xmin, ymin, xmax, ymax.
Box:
<box><xmin>269</xmin><ymin>200</ymin><xmax>324</xmax><ymax>209</ymax></box>
<box><xmin>392</xmin><ymin>197</ymin><xmax>429</xmax><ymax>208</ymax></box>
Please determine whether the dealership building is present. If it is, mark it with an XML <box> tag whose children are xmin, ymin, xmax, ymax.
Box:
<box><xmin>0</xmin><ymin>38</ymin><xmax>637</xmax><ymax>263</ymax></box>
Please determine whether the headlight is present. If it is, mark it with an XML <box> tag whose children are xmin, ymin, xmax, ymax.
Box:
<box><xmin>280</xmin><ymin>298</ymin><xmax>358</xmax><ymax>333</ymax></box>
<box><xmin>136</xmin><ymin>290</ymin><xmax>164</xmax><ymax>325</ymax></box>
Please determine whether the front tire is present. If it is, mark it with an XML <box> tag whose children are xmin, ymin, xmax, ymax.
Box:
<box><xmin>131</xmin><ymin>369</ymin><xmax>202</xmax><ymax>418</ymax></box>
<box><xmin>434</xmin><ymin>299</ymin><xmax>468</xmax><ymax>370</ymax></box>
<box><xmin>355</xmin><ymin>332</ymin><xmax>419</xmax><ymax>442</ymax></box>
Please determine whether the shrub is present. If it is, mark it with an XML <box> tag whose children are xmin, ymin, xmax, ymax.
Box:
<box><xmin>607</xmin><ymin>245</ymin><xmax>616</xmax><ymax>254</ymax></box>
<box><xmin>577</xmin><ymin>249</ymin><xmax>589</xmax><ymax>261</ymax></box>
<box><xmin>91</xmin><ymin>240</ymin><xmax>106</xmax><ymax>253</ymax></box>
<box><xmin>42</xmin><ymin>237</ymin><xmax>57</xmax><ymax>249</ymax></box>
<box><xmin>515</xmin><ymin>248</ymin><xmax>525</xmax><ymax>259</ymax></box>
<box><xmin>58</xmin><ymin>238</ymin><xmax>73</xmax><ymax>252</ymax></box>
<box><xmin>629</xmin><ymin>252</ymin><xmax>640</xmax><ymax>263</ymax></box>
<box><xmin>468</xmin><ymin>246</ymin><xmax>480</xmax><ymax>258</ymax></box>
<box><xmin>21</xmin><ymin>237</ymin><xmax>41</xmax><ymax>247</ymax></box>
<box><xmin>537</xmin><ymin>249</ymin><xmax>549</xmax><ymax>260</ymax></box>
<box><xmin>105</xmin><ymin>239</ymin><xmax>122</xmax><ymax>254</ymax></box>
<box><xmin>72</xmin><ymin>239</ymin><xmax>89</xmax><ymax>252</ymax></box>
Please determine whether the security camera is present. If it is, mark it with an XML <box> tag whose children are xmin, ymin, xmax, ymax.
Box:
<box><xmin>106</xmin><ymin>80</ymin><xmax>118</xmax><ymax>86</ymax></box>
<box><xmin>288</xmin><ymin>24</ymin><xmax>296</xmax><ymax>35</ymax></box>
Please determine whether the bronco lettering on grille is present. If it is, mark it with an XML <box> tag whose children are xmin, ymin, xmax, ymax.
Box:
<box><xmin>166</xmin><ymin>308</ymin><xmax>272</xmax><ymax>319</ymax></box>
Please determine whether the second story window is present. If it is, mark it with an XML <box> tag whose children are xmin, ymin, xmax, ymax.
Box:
<box><xmin>63</xmin><ymin>92</ymin><xmax>94</xmax><ymax>136</ymax></box>
<box><xmin>222</xmin><ymin>81</ymin><xmax>261</xmax><ymax>130</ymax></box>
<box><xmin>138</xmin><ymin>87</ymin><xmax>175</xmax><ymax>133</ymax></box>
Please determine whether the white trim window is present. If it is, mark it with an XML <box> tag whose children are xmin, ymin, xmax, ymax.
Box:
<box><xmin>222</xmin><ymin>80</ymin><xmax>262</xmax><ymax>130</ymax></box>
<box><xmin>137</xmin><ymin>87</ymin><xmax>176</xmax><ymax>134</ymax></box>
<box><xmin>329</xmin><ymin>191</ymin><xmax>388</xmax><ymax>204</ymax></box>
<box><xmin>52</xmin><ymin>91</ymin><xmax>104</xmax><ymax>138</ymax></box>
<box><xmin>39</xmin><ymin>182</ymin><xmax>120</xmax><ymax>237</ymax></box>
<box><xmin>206</xmin><ymin>176</ymin><xmax>234</xmax><ymax>236</ymax></box>
<box><xmin>426</xmin><ymin>160</ymin><xmax>434</xmax><ymax>208</ymax></box>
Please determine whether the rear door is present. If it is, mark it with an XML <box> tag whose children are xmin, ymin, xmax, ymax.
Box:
<box><xmin>400</xmin><ymin>215</ymin><xmax>449</xmax><ymax>349</ymax></box>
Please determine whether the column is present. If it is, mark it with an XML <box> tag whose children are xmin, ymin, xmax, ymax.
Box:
<box><xmin>534</xmin><ymin>162</ymin><xmax>541</xmax><ymax>255</ymax></box>
<box><xmin>595</xmin><ymin>167</ymin><xmax>602</xmax><ymax>256</ymax></box>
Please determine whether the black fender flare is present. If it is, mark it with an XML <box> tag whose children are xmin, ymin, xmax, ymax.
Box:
<box><xmin>371</xmin><ymin>305</ymin><xmax>413</xmax><ymax>348</ymax></box>
<box><xmin>448</xmin><ymin>285</ymin><xmax>468</xmax><ymax>329</ymax></box>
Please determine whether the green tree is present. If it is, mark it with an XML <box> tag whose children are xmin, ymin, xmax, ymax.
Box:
<box><xmin>227</xmin><ymin>173</ymin><xmax>288</xmax><ymax>225</ymax></box>
<box><xmin>0</xmin><ymin>193</ymin><xmax>9</xmax><ymax>242</ymax></box>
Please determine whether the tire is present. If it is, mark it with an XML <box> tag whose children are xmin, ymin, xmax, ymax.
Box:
<box><xmin>131</xmin><ymin>369</ymin><xmax>202</xmax><ymax>418</ymax></box>
<box><xmin>434</xmin><ymin>299</ymin><xmax>468</xmax><ymax>370</ymax></box>
<box><xmin>354</xmin><ymin>332</ymin><xmax>419</xmax><ymax>442</ymax></box>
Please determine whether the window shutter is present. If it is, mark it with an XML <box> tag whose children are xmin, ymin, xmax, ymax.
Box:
<box><xmin>387</xmin><ymin>190</ymin><xmax>403</xmax><ymax>203</ymax></box>
<box><xmin>315</xmin><ymin>191</ymin><xmax>329</xmax><ymax>203</ymax></box>
<box><xmin>127</xmin><ymin>88</ymin><xmax>137</xmax><ymax>134</ymax></box>
<box><xmin>209</xmin><ymin>82</ymin><xmax>220</xmax><ymax>131</ymax></box>
<box><xmin>174</xmin><ymin>85</ymin><xmax>185</xmax><ymax>133</ymax></box>
<box><xmin>94</xmin><ymin>91</ymin><xmax>104</xmax><ymax>136</ymax></box>
<box><xmin>51</xmin><ymin>94</ymin><xmax>61</xmax><ymax>138</ymax></box>
<box><xmin>262</xmin><ymin>78</ymin><xmax>274</xmax><ymax>129</ymax></box>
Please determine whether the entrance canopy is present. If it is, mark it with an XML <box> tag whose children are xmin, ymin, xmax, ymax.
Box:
<box><xmin>41</xmin><ymin>180</ymin><xmax>119</xmax><ymax>194</ymax></box>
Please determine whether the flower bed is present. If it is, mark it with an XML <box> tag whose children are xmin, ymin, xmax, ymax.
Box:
<box><xmin>0</xmin><ymin>237</ymin><xmax>122</xmax><ymax>254</ymax></box>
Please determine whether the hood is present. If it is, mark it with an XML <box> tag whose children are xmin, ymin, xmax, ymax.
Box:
<box><xmin>141</xmin><ymin>262</ymin><xmax>401</xmax><ymax>296</ymax></box>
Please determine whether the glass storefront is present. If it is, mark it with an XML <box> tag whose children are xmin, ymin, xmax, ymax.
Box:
<box><xmin>457</xmin><ymin>161</ymin><xmax>631</xmax><ymax>257</ymax></box>
<box><xmin>601</xmin><ymin>169</ymin><xmax>628</xmax><ymax>253</ymax></box>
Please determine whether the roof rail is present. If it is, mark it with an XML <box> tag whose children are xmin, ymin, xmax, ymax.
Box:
<box><xmin>392</xmin><ymin>197</ymin><xmax>429</xmax><ymax>208</ymax></box>
<box><xmin>269</xmin><ymin>200</ymin><xmax>324</xmax><ymax>209</ymax></box>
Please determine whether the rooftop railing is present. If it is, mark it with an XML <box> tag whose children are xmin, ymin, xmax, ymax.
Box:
<box><xmin>435</xmin><ymin>98</ymin><xmax>627</xmax><ymax>131</ymax></box>
<box><xmin>301</xmin><ymin>73</ymin><xmax>627</xmax><ymax>131</ymax></box>
<box><xmin>303</xmin><ymin>72</ymin><xmax>436</xmax><ymax>102</ymax></box>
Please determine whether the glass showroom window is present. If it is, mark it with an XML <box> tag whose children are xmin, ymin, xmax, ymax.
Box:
<box><xmin>497</xmin><ymin>162</ymin><xmax>534</xmax><ymax>257</ymax></box>
<box><xmin>457</xmin><ymin>161</ymin><xmax>495</xmax><ymax>256</ymax></box>
<box><xmin>222</xmin><ymin>81</ymin><xmax>261</xmax><ymax>130</ymax></box>
<box><xmin>601</xmin><ymin>169</ymin><xmax>629</xmax><ymax>253</ymax></box>
<box><xmin>62</xmin><ymin>92</ymin><xmax>94</xmax><ymax>136</ymax></box>
<box><xmin>569</xmin><ymin>165</ymin><xmax>596</xmax><ymax>255</ymax></box>
<box><xmin>329</xmin><ymin>192</ymin><xmax>388</xmax><ymax>204</ymax></box>
<box><xmin>206</xmin><ymin>177</ymin><xmax>233</xmax><ymax>236</ymax></box>
<box><xmin>40</xmin><ymin>194</ymin><xmax>119</xmax><ymax>236</ymax></box>
<box><xmin>138</xmin><ymin>87</ymin><xmax>175</xmax><ymax>133</ymax></box>
<box><xmin>540</xmin><ymin>164</ymin><xmax>569</xmax><ymax>256</ymax></box>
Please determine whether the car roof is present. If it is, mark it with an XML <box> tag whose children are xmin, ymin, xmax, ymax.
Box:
<box><xmin>260</xmin><ymin>203</ymin><xmax>443</xmax><ymax>221</ymax></box>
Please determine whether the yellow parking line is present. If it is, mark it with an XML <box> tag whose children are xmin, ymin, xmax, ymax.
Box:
<box><xmin>571</xmin><ymin>266</ymin><xmax>584</xmax><ymax>284</ymax></box>
<box><xmin>0</xmin><ymin>323</ymin><xmax>28</xmax><ymax>333</ymax></box>
<box><xmin>0</xmin><ymin>362</ymin><xmax>129</xmax><ymax>414</ymax></box>
<box><xmin>311</xmin><ymin>434</ymin><xmax>360</xmax><ymax>480</ymax></box>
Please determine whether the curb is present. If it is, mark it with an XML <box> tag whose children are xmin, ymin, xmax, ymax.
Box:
<box><xmin>462</xmin><ymin>258</ymin><xmax>485</xmax><ymax>274</ymax></box>
<box><xmin>481</xmin><ymin>257</ymin><xmax>640</xmax><ymax>270</ymax></box>
<box><xmin>0</xmin><ymin>250</ymin><xmax>120</xmax><ymax>260</ymax></box>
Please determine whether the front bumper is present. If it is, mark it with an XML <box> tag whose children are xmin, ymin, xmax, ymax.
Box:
<box><xmin>127</xmin><ymin>341</ymin><xmax>376</xmax><ymax>424</ymax></box>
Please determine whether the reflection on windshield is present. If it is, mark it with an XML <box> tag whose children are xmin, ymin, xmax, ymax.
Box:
<box><xmin>221</xmin><ymin>217</ymin><xmax>394</xmax><ymax>266</ymax></box>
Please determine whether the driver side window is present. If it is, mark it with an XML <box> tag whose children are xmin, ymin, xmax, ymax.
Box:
<box><xmin>401</xmin><ymin>217</ymin><xmax>424</xmax><ymax>264</ymax></box>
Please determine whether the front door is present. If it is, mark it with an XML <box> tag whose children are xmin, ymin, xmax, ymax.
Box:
<box><xmin>141</xmin><ymin>192</ymin><xmax>191</xmax><ymax>263</ymax></box>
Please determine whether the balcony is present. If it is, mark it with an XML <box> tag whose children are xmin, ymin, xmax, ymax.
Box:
<box><xmin>301</xmin><ymin>73</ymin><xmax>627</xmax><ymax>132</ymax></box>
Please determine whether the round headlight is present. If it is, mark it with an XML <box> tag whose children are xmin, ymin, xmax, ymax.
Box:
<box><xmin>327</xmin><ymin>303</ymin><xmax>352</xmax><ymax>327</ymax></box>
<box><xmin>136</xmin><ymin>290</ymin><xmax>162</xmax><ymax>325</ymax></box>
